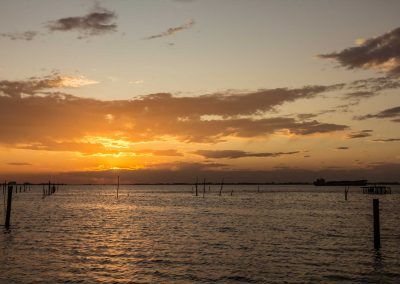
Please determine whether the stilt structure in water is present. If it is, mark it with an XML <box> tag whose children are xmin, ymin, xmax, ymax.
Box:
<box><xmin>362</xmin><ymin>185</ymin><xmax>391</xmax><ymax>195</ymax></box>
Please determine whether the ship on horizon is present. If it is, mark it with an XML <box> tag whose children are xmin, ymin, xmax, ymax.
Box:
<box><xmin>313</xmin><ymin>178</ymin><xmax>367</xmax><ymax>186</ymax></box>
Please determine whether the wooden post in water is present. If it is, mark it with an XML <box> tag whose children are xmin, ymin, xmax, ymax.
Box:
<box><xmin>344</xmin><ymin>186</ymin><xmax>349</xmax><ymax>201</ymax></box>
<box><xmin>117</xmin><ymin>176</ymin><xmax>119</xmax><ymax>199</ymax></box>
<box><xmin>48</xmin><ymin>181</ymin><xmax>51</xmax><ymax>196</ymax></box>
<box><xmin>219</xmin><ymin>178</ymin><xmax>224</xmax><ymax>196</ymax></box>
<box><xmin>5</xmin><ymin>184</ymin><xmax>13</xmax><ymax>229</ymax></box>
<box><xmin>195</xmin><ymin>177</ymin><xmax>198</xmax><ymax>197</ymax></box>
<box><xmin>202</xmin><ymin>178</ymin><xmax>206</xmax><ymax>198</ymax></box>
<box><xmin>373</xmin><ymin>199</ymin><xmax>381</xmax><ymax>249</ymax></box>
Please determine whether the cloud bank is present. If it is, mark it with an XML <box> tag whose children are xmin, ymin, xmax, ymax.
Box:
<box><xmin>194</xmin><ymin>150</ymin><xmax>300</xmax><ymax>159</ymax></box>
<box><xmin>319</xmin><ymin>27</ymin><xmax>400</xmax><ymax>76</ymax></box>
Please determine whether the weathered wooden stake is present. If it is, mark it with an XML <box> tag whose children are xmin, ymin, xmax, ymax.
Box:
<box><xmin>219</xmin><ymin>178</ymin><xmax>224</xmax><ymax>196</ymax></box>
<box><xmin>195</xmin><ymin>177</ymin><xmax>198</xmax><ymax>196</ymax></box>
<box><xmin>5</xmin><ymin>185</ymin><xmax>13</xmax><ymax>229</ymax></box>
<box><xmin>373</xmin><ymin>199</ymin><xmax>381</xmax><ymax>249</ymax></box>
<box><xmin>345</xmin><ymin>186</ymin><xmax>349</xmax><ymax>201</ymax></box>
<box><xmin>202</xmin><ymin>178</ymin><xmax>206</xmax><ymax>198</ymax></box>
<box><xmin>117</xmin><ymin>176</ymin><xmax>119</xmax><ymax>199</ymax></box>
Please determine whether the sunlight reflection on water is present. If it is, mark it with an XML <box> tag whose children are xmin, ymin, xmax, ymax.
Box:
<box><xmin>1</xmin><ymin>185</ymin><xmax>400</xmax><ymax>283</ymax></box>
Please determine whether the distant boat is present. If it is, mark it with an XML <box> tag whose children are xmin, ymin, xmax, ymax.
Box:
<box><xmin>313</xmin><ymin>178</ymin><xmax>367</xmax><ymax>186</ymax></box>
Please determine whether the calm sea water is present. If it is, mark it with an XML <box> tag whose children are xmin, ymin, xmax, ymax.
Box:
<box><xmin>0</xmin><ymin>185</ymin><xmax>399</xmax><ymax>283</ymax></box>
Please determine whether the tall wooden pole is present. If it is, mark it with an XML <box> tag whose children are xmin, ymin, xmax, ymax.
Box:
<box><xmin>117</xmin><ymin>176</ymin><xmax>119</xmax><ymax>199</ymax></box>
<box><xmin>219</xmin><ymin>178</ymin><xmax>224</xmax><ymax>196</ymax></box>
<box><xmin>195</xmin><ymin>176</ymin><xmax>198</xmax><ymax>196</ymax></box>
<box><xmin>5</xmin><ymin>185</ymin><xmax>13</xmax><ymax>229</ymax></box>
<box><xmin>203</xmin><ymin>178</ymin><xmax>206</xmax><ymax>198</ymax></box>
<box><xmin>373</xmin><ymin>199</ymin><xmax>381</xmax><ymax>249</ymax></box>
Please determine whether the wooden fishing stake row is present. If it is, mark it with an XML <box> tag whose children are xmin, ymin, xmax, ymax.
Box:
<box><xmin>42</xmin><ymin>181</ymin><xmax>58</xmax><ymax>197</ymax></box>
<box><xmin>192</xmin><ymin>177</ymin><xmax>225</xmax><ymax>197</ymax></box>
<box><xmin>4</xmin><ymin>183</ymin><xmax>14</xmax><ymax>229</ymax></box>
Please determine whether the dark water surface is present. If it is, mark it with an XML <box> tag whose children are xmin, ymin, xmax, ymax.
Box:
<box><xmin>1</xmin><ymin>185</ymin><xmax>399</xmax><ymax>283</ymax></box>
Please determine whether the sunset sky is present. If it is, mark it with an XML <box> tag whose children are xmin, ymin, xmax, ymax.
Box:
<box><xmin>1</xmin><ymin>0</ymin><xmax>399</xmax><ymax>183</ymax></box>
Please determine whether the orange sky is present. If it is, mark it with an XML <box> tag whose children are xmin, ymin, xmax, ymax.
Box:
<box><xmin>0</xmin><ymin>1</ymin><xmax>399</xmax><ymax>183</ymax></box>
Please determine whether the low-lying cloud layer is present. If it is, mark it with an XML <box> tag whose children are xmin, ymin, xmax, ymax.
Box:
<box><xmin>194</xmin><ymin>150</ymin><xmax>299</xmax><ymax>159</ymax></box>
<box><xmin>319</xmin><ymin>26</ymin><xmax>400</xmax><ymax>76</ymax></box>
<box><xmin>4</xmin><ymin>162</ymin><xmax>400</xmax><ymax>184</ymax></box>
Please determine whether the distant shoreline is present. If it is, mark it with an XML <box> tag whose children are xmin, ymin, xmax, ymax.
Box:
<box><xmin>10</xmin><ymin>182</ymin><xmax>400</xmax><ymax>186</ymax></box>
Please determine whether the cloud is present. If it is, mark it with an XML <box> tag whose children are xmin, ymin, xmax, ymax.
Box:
<box><xmin>144</xmin><ymin>19</ymin><xmax>195</xmax><ymax>40</ymax></box>
<box><xmin>347</xmin><ymin>130</ymin><xmax>373</xmax><ymax>139</ymax></box>
<box><xmin>356</xmin><ymin>106</ymin><xmax>400</xmax><ymax>121</ymax></box>
<box><xmin>372</xmin><ymin>138</ymin><xmax>400</xmax><ymax>142</ymax></box>
<box><xmin>0</xmin><ymin>31</ymin><xmax>38</xmax><ymax>41</ymax></box>
<box><xmin>0</xmin><ymin>74</ymin><xmax>98</xmax><ymax>98</ymax></box>
<box><xmin>0</xmin><ymin>80</ymin><xmax>349</xmax><ymax>153</ymax></box>
<box><xmin>337</xmin><ymin>147</ymin><xmax>349</xmax><ymax>150</ymax></box>
<box><xmin>348</xmin><ymin>76</ymin><xmax>400</xmax><ymax>92</ymax></box>
<box><xmin>7</xmin><ymin>162</ymin><xmax>32</xmax><ymax>166</ymax></box>
<box><xmin>46</xmin><ymin>6</ymin><xmax>117</xmax><ymax>38</ymax></box>
<box><xmin>344</xmin><ymin>91</ymin><xmax>376</xmax><ymax>100</ymax></box>
<box><xmin>319</xmin><ymin>27</ymin><xmax>400</xmax><ymax>76</ymax></box>
<box><xmin>0</xmin><ymin>5</ymin><xmax>117</xmax><ymax>41</ymax></box>
<box><xmin>193</xmin><ymin>150</ymin><xmax>299</xmax><ymax>159</ymax></box>
<box><xmin>135</xmin><ymin>149</ymin><xmax>183</xmax><ymax>157</ymax></box>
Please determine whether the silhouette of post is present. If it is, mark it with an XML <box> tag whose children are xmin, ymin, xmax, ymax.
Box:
<box><xmin>117</xmin><ymin>176</ymin><xmax>119</xmax><ymax>199</ymax></box>
<box><xmin>202</xmin><ymin>178</ymin><xmax>206</xmax><ymax>198</ymax></box>
<box><xmin>5</xmin><ymin>185</ymin><xmax>13</xmax><ymax>229</ymax></box>
<box><xmin>373</xmin><ymin>199</ymin><xmax>381</xmax><ymax>249</ymax></box>
<box><xmin>195</xmin><ymin>177</ymin><xmax>198</xmax><ymax>196</ymax></box>
<box><xmin>219</xmin><ymin>178</ymin><xmax>224</xmax><ymax>196</ymax></box>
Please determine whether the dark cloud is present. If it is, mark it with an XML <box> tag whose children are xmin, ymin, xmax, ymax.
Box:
<box><xmin>344</xmin><ymin>91</ymin><xmax>376</xmax><ymax>100</ymax></box>
<box><xmin>356</xmin><ymin>106</ymin><xmax>400</xmax><ymax>121</ymax></box>
<box><xmin>319</xmin><ymin>27</ymin><xmax>400</xmax><ymax>76</ymax></box>
<box><xmin>7</xmin><ymin>162</ymin><xmax>32</xmax><ymax>166</ymax></box>
<box><xmin>347</xmin><ymin>130</ymin><xmax>373</xmax><ymax>139</ymax></box>
<box><xmin>144</xmin><ymin>19</ymin><xmax>195</xmax><ymax>40</ymax></box>
<box><xmin>0</xmin><ymin>31</ymin><xmax>38</xmax><ymax>41</ymax></box>
<box><xmin>348</xmin><ymin>76</ymin><xmax>400</xmax><ymax>92</ymax></box>
<box><xmin>46</xmin><ymin>6</ymin><xmax>117</xmax><ymax>38</ymax></box>
<box><xmin>372</xmin><ymin>138</ymin><xmax>400</xmax><ymax>142</ymax></box>
<box><xmin>193</xmin><ymin>150</ymin><xmax>299</xmax><ymax>159</ymax></box>
<box><xmin>337</xmin><ymin>147</ymin><xmax>349</xmax><ymax>150</ymax></box>
<box><xmin>0</xmin><ymin>74</ymin><xmax>97</xmax><ymax>98</ymax></box>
